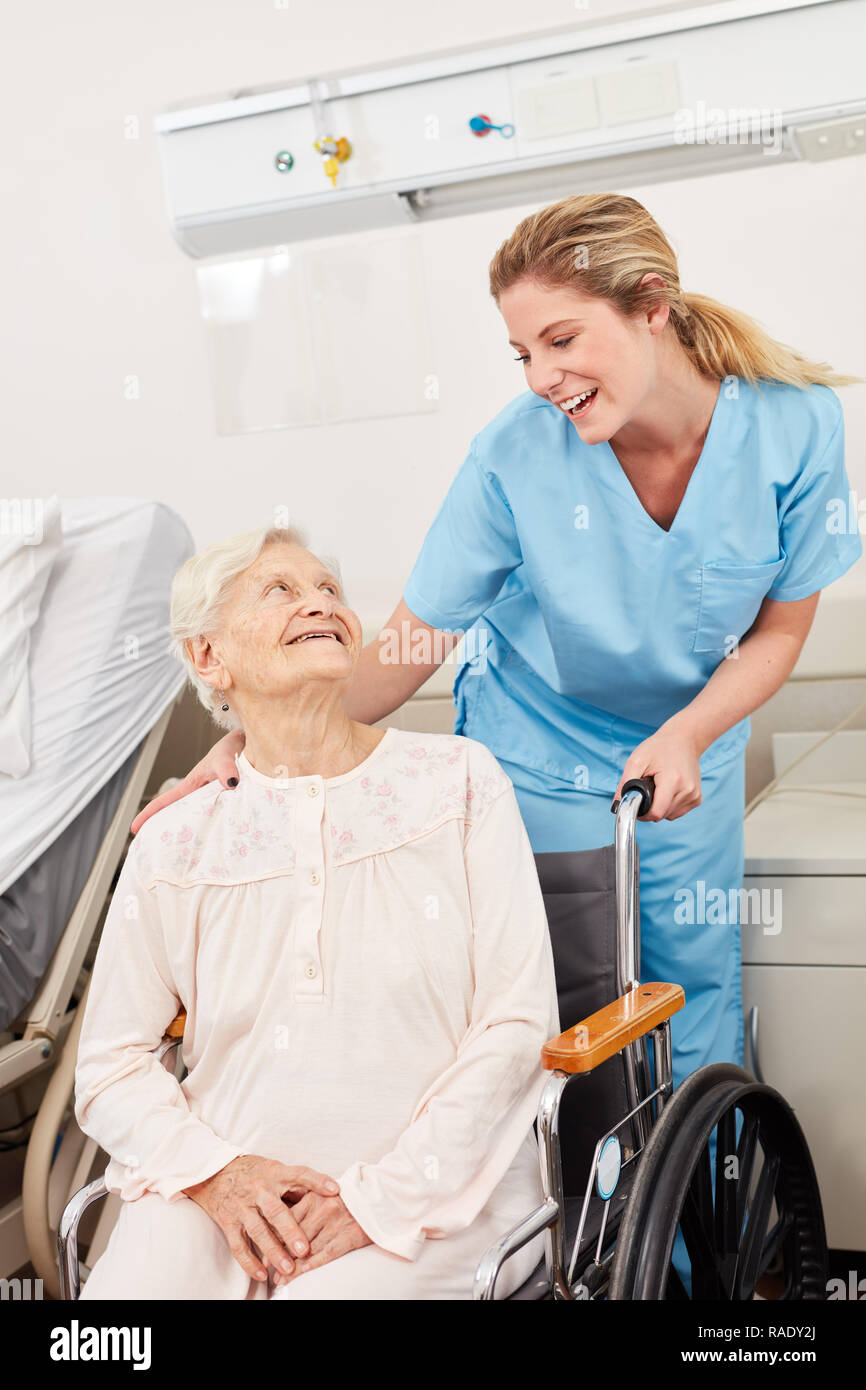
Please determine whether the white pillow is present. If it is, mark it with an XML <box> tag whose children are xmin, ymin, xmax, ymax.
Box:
<box><xmin>0</xmin><ymin>495</ymin><xmax>63</xmax><ymax>777</ymax></box>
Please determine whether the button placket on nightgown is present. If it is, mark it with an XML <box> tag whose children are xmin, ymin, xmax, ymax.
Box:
<box><xmin>293</xmin><ymin>777</ymin><xmax>326</xmax><ymax>1000</ymax></box>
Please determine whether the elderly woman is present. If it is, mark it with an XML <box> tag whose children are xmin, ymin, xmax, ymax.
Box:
<box><xmin>74</xmin><ymin>523</ymin><xmax>559</xmax><ymax>1300</ymax></box>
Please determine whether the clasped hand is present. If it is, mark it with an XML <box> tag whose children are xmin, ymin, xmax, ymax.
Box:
<box><xmin>183</xmin><ymin>1154</ymin><xmax>371</xmax><ymax>1288</ymax></box>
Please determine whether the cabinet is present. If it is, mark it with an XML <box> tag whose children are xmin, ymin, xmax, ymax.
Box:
<box><xmin>743</xmin><ymin>785</ymin><xmax>866</xmax><ymax>1251</ymax></box>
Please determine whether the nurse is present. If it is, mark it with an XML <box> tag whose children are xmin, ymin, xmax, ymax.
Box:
<box><xmin>134</xmin><ymin>191</ymin><xmax>862</xmax><ymax>1099</ymax></box>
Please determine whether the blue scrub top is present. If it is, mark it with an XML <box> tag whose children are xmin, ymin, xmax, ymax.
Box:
<box><xmin>403</xmin><ymin>377</ymin><xmax>862</xmax><ymax>794</ymax></box>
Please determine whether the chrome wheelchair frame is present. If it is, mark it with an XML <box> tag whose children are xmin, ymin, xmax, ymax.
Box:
<box><xmin>57</xmin><ymin>1029</ymin><xmax>183</xmax><ymax>1301</ymax></box>
<box><xmin>472</xmin><ymin>778</ymin><xmax>828</xmax><ymax>1302</ymax></box>
<box><xmin>473</xmin><ymin>778</ymin><xmax>678</xmax><ymax>1299</ymax></box>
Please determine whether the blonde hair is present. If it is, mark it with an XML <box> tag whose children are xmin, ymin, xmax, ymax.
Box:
<box><xmin>488</xmin><ymin>193</ymin><xmax>862</xmax><ymax>390</ymax></box>
<box><xmin>170</xmin><ymin>523</ymin><xmax>345</xmax><ymax>731</ymax></box>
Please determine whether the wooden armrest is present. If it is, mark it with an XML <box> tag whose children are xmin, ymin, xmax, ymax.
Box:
<box><xmin>164</xmin><ymin>1009</ymin><xmax>187</xmax><ymax>1039</ymax></box>
<box><xmin>542</xmin><ymin>982</ymin><xmax>684</xmax><ymax>1075</ymax></box>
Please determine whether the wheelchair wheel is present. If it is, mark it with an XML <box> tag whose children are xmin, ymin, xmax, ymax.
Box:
<box><xmin>608</xmin><ymin>1064</ymin><xmax>827</xmax><ymax>1301</ymax></box>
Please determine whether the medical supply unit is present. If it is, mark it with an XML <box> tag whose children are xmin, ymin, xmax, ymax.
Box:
<box><xmin>154</xmin><ymin>0</ymin><xmax>866</xmax><ymax>257</ymax></box>
<box><xmin>742</xmin><ymin>731</ymin><xmax>866</xmax><ymax>1253</ymax></box>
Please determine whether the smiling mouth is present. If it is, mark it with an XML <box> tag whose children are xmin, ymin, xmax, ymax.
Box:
<box><xmin>286</xmin><ymin>632</ymin><xmax>343</xmax><ymax>646</ymax></box>
<box><xmin>558</xmin><ymin>387</ymin><xmax>598</xmax><ymax>417</ymax></box>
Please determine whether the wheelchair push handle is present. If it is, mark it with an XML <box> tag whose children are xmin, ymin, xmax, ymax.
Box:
<box><xmin>611</xmin><ymin>775</ymin><xmax>655</xmax><ymax>818</ymax></box>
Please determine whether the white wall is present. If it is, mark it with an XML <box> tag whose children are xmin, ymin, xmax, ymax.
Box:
<box><xmin>4</xmin><ymin>0</ymin><xmax>865</xmax><ymax>623</ymax></box>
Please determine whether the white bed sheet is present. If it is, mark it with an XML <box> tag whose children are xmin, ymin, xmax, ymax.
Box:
<box><xmin>0</xmin><ymin>498</ymin><xmax>194</xmax><ymax>897</ymax></box>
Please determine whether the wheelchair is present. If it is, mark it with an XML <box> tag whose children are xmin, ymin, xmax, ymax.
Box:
<box><xmin>474</xmin><ymin>777</ymin><xmax>828</xmax><ymax>1300</ymax></box>
<box><xmin>56</xmin><ymin>779</ymin><xmax>827</xmax><ymax>1302</ymax></box>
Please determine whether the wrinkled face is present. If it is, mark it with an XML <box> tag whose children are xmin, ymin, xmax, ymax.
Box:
<box><xmin>499</xmin><ymin>277</ymin><xmax>665</xmax><ymax>443</ymax></box>
<box><xmin>199</xmin><ymin>541</ymin><xmax>361</xmax><ymax>706</ymax></box>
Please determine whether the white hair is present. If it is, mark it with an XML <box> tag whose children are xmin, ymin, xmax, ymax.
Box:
<box><xmin>169</xmin><ymin>523</ymin><xmax>346</xmax><ymax>731</ymax></box>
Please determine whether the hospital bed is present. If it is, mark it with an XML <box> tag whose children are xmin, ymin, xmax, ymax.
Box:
<box><xmin>0</xmin><ymin>497</ymin><xmax>193</xmax><ymax>1287</ymax></box>
<box><xmin>57</xmin><ymin>776</ymin><xmax>828</xmax><ymax>1302</ymax></box>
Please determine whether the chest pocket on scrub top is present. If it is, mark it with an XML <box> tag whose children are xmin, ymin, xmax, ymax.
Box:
<box><xmin>691</xmin><ymin>557</ymin><xmax>786</xmax><ymax>653</ymax></box>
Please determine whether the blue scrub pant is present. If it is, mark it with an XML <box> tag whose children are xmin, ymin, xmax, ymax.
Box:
<box><xmin>496</xmin><ymin>750</ymin><xmax>747</xmax><ymax>1294</ymax></box>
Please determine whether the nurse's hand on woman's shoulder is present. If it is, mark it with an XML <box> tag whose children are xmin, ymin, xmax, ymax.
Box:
<box><xmin>129</xmin><ymin>728</ymin><xmax>246</xmax><ymax>835</ymax></box>
<box><xmin>612</xmin><ymin>719</ymin><xmax>703</xmax><ymax>823</ymax></box>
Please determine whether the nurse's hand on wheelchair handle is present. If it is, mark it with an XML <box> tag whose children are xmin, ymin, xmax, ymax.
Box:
<box><xmin>611</xmin><ymin>721</ymin><xmax>703</xmax><ymax>822</ymax></box>
<box><xmin>130</xmin><ymin>728</ymin><xmax>247</xmax><ymax>835</ymax></box>
<box><xmin>181</xmin><ymin>1154</ymin><xmax>340</xmax><ymax>1286</ymax></box>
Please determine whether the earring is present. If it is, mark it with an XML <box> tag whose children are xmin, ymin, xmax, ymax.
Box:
<box><xmin>217</xmin><ymin>688</ymin><xmax>229</xmax><ymax>712</ymax></box>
